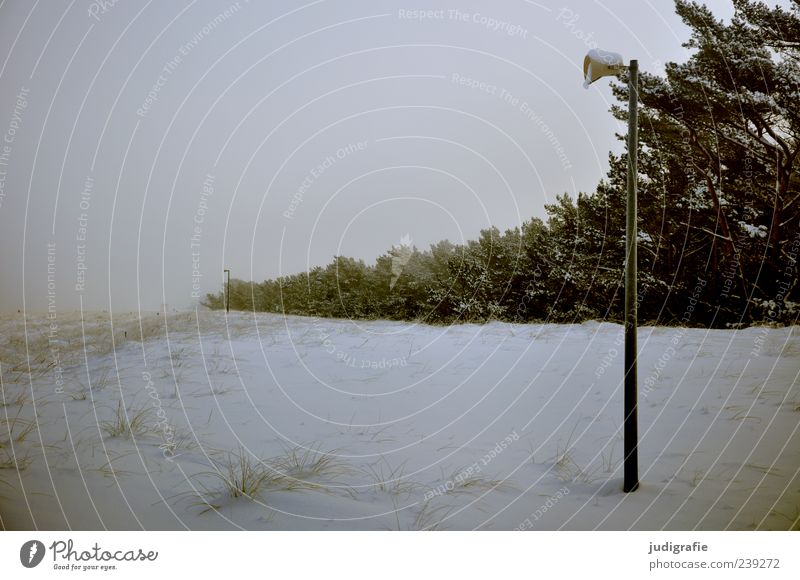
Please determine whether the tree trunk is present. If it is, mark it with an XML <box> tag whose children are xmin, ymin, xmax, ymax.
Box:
<box><xmin>704</xmin><ymin>173</ymin><xmax>749</xmax><ymax>303</ymax></box>
<box><xmin>766</xmin><ymin>154</ymin><xmax>788</xmax><ymax>296</ymax></box>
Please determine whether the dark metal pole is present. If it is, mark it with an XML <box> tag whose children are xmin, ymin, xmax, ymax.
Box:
<box><xmin>224</xmin><ymin>269</ymin><xmax>230</xmax><ymax>313</ymax></box>
<box><xmin>623</xmin><ymin>60</ymin><xmax>639</xmax><ymax>493</ymax></box>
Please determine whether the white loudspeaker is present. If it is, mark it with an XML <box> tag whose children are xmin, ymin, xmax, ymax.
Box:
<box><xmin>583</xmin><ymin>49</ymin><xmax>625</xmax><ymax>88</ymax></box>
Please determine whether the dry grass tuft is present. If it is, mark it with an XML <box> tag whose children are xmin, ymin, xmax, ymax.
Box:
<box><xmin>191</xmin><ymin>444</ymin><xmax>354</xmax><ymax>512</ymax></box>
<box><xmin>361</xmin><ymin>457</ymin><xmax>421</xmax><ymax>496</ymax></box>
<box><xmin>0</xmin><ymin>416</ymin><xmax>37</xmax><ymax>445</ymax></box>
<box><xmin>0</xmin><ymin>447</ymin><xmax>32</xmax><ymax>470</ymax></box>
<box><xmin>413</xmin><ymin>499</ymin><xmax>454</xmax><ymax>530</ymax></box>
<box><xmin>1</xmin><ymin>388</ymin><xmax>30</xmax><ymax>407</ymax></box>
<box><xmin>100</xmin><ymin>401</ymin><xmax>152</xmax><ymax>438</ymax></box>
<box><xmin>269</xmin><ymin>444</ymin><xmax>351</xmax><ymax>483</ymax></box>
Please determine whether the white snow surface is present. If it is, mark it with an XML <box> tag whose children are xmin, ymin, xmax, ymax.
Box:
<box><xmin>1</xmin><ymin>311</ymin><xmax>798</xmax><ymax>530</ymax></box>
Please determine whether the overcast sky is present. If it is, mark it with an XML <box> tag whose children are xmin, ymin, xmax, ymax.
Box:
<box><xmin>0</xmin><ymin>0</ymin><xmax>736</xmax><ymax>312</ymax></box>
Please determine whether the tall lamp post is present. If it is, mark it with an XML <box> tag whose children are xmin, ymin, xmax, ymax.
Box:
<box><xmin>224</xmin><ymin>269</ymin><xmax>230</xmax><ymax>313</ymax></box>
<box><xmin>583</xmin><ymin>49</ymin><xmax>639</xmax><ymax>493</ymax></box>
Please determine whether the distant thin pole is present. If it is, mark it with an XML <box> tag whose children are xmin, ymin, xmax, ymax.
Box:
<box><xmin>623</xmin><ymin>59</ymin><xmax>639</xmax><ymax>493</ymax></box>
<box><xmin>224</xmin><ymin>269</ymin><xmax>230</xmax><ymax>313</ymax></box>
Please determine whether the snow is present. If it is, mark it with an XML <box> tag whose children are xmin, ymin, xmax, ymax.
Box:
<box><xmin>1</xmin><ymin>311</ymin><xmax>798</xmax><ymax>530</ymax></box>
<box><xmin>739</xmin><ymin>221</ymin><xmax>769</xmax><ymax>238</ymax></box>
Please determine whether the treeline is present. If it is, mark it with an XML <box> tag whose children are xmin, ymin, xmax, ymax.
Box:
<box><xmin>204</xmin><ymin>0</ymin><xmax>799</xmax><ymax>327</ymax></box>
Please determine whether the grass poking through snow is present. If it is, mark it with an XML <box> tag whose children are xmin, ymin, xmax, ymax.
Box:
<box><xmin>361</xmin><ymin>457</ymin><xmax>421</xmax><ymax>496</ymax></box>
<box><xmin>0</xmin><ymin>448</ymin><xmax>32</xmax><ymax>470</ymax></box>
<box><xmin>190</xmin><ymin>445</ymin><xmax>356</xmax><ymax>513</ymax></box>
<box><xmin>269</xmin><ymin>443</ymin><xmax>351</xmax><ymax>483</ymax></box>
<box><xmin>0</xmin><ymin>416</ymin><xmax>37</xmax><ymax>445</ymax></box>
<box><xmin>100</xmin><ymin>401</ymin><xmax>152</xmax><ymax>438</ymax></box>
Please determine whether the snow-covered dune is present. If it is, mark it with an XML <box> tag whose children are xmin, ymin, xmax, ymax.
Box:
<box><xmin>1</xmin><ymin>311</ymin><xmax>798</xmax><ymax>530</ymax></box>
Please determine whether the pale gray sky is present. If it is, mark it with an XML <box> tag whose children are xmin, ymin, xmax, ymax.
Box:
<box><xmin>0</xmin><ymin>0</ymin><xmax>736</xmax><ymax>312</ymax></box>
